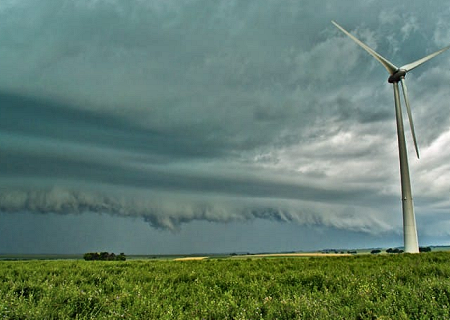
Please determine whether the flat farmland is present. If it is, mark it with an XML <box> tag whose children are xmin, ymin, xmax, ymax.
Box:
<box><xmin>1</xmin><ymin>253</ymin><xmax>450</xmax><ymax>319</ymax></box>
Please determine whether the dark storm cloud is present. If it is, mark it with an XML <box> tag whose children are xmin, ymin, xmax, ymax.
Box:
<box><xmin>0</xmin><ymin>186</ymin><xmax>392</xmax><ymax>233</ymax></box>
<box><xmin>0</xmin><ymin>91</ymin><xmax>228</xmax><ymax>160</ymax></box>
<box><xmin>1</xmin><ymin>0</ymin><xmax>450</xmax><ymax>238</ymax></box>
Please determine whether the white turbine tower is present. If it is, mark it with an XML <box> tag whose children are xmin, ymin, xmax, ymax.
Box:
<box><xmin>332</xmin><ymin>21</ymin><xmax>450</xmax><ymax>253</ymax></box>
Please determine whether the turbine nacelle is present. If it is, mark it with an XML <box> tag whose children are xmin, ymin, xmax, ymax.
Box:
<box><xmin>388</xmin><ymin>69</ymin><xmax>407</xmax><ymax>83</ymax></box>
<box><xmin>332</xmin><ymin>20</ymin><xmax>450</xmax><ymax>161</ymax></box>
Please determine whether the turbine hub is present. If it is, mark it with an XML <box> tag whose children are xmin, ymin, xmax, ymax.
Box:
<box><xmin>388</xmin><ymin>69</ymin><xmax>407</xmax><ymax>83</ymax></box>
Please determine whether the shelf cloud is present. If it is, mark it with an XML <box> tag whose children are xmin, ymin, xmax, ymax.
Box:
<box><xmin>1</xmin><ymin>0</ymin><xmax>450</xmax><ymax>252</ymax></box>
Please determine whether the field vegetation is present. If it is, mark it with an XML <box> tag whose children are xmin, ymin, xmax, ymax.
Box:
<box><xmin>1</xmin><ymin>253</ymin><xmax>450</xmax><ymax>319</ymax></box>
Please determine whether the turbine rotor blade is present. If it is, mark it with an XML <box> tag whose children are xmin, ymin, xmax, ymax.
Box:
<box><xmin>401</xmin><ymin>45</ymin><xmax>450</xmax><ymax>72</ymax></box>
<box><xmin>400</xmin><ymin>78</ymin><xmax>420</xmax><ymax>159</ymax></box>
<box><xmin>331</xmin><ymin>21</ymin><xmax>398</xmax><ymax>75</ymax></box>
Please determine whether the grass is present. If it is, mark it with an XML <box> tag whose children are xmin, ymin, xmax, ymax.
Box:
<box><xmin>1</xmin><ymin>253</ymin><xmax>450</xmax><ymax>319</ymax></box>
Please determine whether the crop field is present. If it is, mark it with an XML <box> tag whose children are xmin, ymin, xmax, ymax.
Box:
<box><xmin>1</xmin><ymin>253</ymin><xmax>450</xmax><ymax>319</ymax></box>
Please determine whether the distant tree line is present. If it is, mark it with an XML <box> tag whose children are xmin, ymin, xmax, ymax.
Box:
<box><xmin>383</xmin><ymin>247</ymin><xmax>432</xmax><ymax>254</ymax></box>
<box><xmin>324</xmin><ymin>247</ymin><xmax>432</xmax><ymax>255</ymax></box>
<box><xmin>321</xmin><ymin>249</ymin><xmax>357</xmax><ymax>254</ymax></box>
<box><xmin>386</xmin><ymin>248</ymin><xmax>404</xmax><ymax>254</ymax></box>
<box><xmin>83</xmin><ymin>252</ymin><xmax>126</xmax><ymax>261</ymax></box>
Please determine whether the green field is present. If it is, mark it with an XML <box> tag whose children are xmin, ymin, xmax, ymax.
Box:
<box><xmin>1</xmin><ymin>253</ymin><xmax>450</xmax><ymax>319</ymax></box>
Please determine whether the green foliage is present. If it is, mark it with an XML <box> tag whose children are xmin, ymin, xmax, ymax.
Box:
<box><xmin>1</xmin><ymin>253</ymin><xmax>450</xmax><ymax>319</ymax></box>
<box><xmin>83</xmin><ymin>252</ymin><xmax>126</xmax><ymax>261</ymax></box>
<box><xmin>386</xmin><ymin>248</ymin><xmax>404</xmax><ymax>254</ymax></box>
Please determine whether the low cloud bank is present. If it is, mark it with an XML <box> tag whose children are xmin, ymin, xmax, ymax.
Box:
<box><xmin>0</xmin><ymin>186</ymin><xmax>394</xmax><ymax>233</ymax></box>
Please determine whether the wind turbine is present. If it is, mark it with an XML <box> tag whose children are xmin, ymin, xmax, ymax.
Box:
<box><xmin>332</xmin><ymin>21</ymin><xmax>450</xmax><ymax>253</ymax></box>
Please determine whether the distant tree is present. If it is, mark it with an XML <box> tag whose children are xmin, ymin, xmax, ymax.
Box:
<box><xmin>83</xmin><ymin>252</ymin><xmax>97</xmax><ymax>261</ymax></box>
<box><xmin>386</xmin><ymin>248</ymin><xmax>403</xmax><ymax>254</ymax></box>
<box><xmin>371</xmin><ymin>249</ymin><xmax>381</xmax><ymax>254</ymax></box>
<box><xmin>100</xmin><ymin>252</ymin><xmax>109</xmax><ymax>260</ymax></box>
<box><xmin>117</xmin><ymin>253</ymin><xmax>126</xmax><ymax>261</ymax></box>
<box><xmin>83</xmin><ymin>252</ymin><xmax>126</xmax><ymax>261</ymax></box>
<box><xmin>419</xmin><ymin>247</ymin><xmax>432</xmax><ymax>252</ymax></box>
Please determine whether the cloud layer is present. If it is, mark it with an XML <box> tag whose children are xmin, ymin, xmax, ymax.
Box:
<box><xmin>1</xmin><ymin>0</ymin><xmax>450</xmax><ymax>243</ymax></box>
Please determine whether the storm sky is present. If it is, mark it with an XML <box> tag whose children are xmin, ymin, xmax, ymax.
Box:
<box><xmin>1</xmin><ymin>0</ymin><xmax>450</xmax><ymax>254</ymax></box>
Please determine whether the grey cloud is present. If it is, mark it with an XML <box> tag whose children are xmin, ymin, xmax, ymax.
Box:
<box><xmin>0</xmin><ymin>186</ymin><xmax>393</xmax><ymax>234</ymax></box>
<box><xmin>0</xmin><ymin>91</ymin><xmax>230</xmax><ymax>160</ymax></box>
<box><xmin>1</xmin><ymin>0</ymin><xmax>450</xmax><ymax>246</ymax></box>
